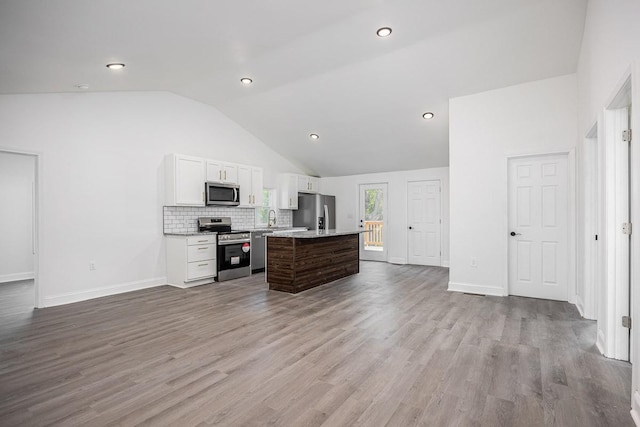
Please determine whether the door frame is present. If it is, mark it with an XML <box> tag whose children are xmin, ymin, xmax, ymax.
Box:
<box><xmin>358</xmin><ymin>182</ymin><xmax>388</xmax><ymax>262</ymax></box>
<box><xmin>0</xmin><ymin>147</ymin><xmax>42</xmax><ymax>309</ymax></box>
<box><xmin>406</xmin><ymin>179</ymin><xmax>442</xmax><ymax>266</ymax></box>
<box><xmin>505</xmin><ymin>149</ymin><xmax>576</xmax><ymax>302</ymax></box>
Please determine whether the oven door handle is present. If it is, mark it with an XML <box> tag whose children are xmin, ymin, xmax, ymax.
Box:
<box><xmin>218</xmin><ymin>240</ymin><xmax>251</xmax><ymax>246</ymax></box>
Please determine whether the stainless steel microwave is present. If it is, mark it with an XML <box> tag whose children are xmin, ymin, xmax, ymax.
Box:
<box><xmin>205</xmin><ymin>182</ymin><xmax>240</xmax><ymax>206</ymax></box>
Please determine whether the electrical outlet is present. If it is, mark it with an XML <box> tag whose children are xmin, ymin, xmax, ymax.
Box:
<box><xmin>89</xmin><ymin>261</ymin><xmax>96</xmax><ymax>271</ymax></box>
<box><xmin>470</xmin><ymin>257</ymin><xmax>477</xmax><ymax>268</ymax></box>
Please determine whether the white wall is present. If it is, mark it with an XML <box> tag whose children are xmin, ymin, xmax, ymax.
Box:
<box><xmin>575</xmin><ymin>0</ymin><xmax>640</xmax><ymax>420</ymax></box>
<box><xmin>0</xmin><ymin>91</ymin><xmax>303</xmax><ymax>307</ymax></box>
<box><xmin>449</xmin><ymin>74</ymin><xmax>578</xmax><ymax>296</ymax></box>
<box><xmin>320</xmin><ymin>167</ymin><xmax>449</xmax><ymax>266</ymax></box>
<box><xmin>0</xmin><ymin>152</ymin><xmax>35</xmax><ymax>283</ymax></box>
<box><xmin>577</xmin><ymin>0</ymin><xmax>640</xmax><ymax>133</ymax></box>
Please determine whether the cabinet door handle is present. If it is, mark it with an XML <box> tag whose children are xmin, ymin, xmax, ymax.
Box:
<box><xmin>198</xmin><ymin>263</ymin><xmax>208</xmax><ymax>267</ymax></box>
<box><xmin>224</xmin><ymin>170</ymin><xmax>227</xmax><ymax>180</ymax></box>
<box><xmin>202</xmin><ymin>191</ymin><xmax>205</xmax><ymax>202</ymax></box>
<box><xmin>197</xmin><ymin>240</ymin><xmax>208</xmax><ymax>243</ymax></box>
<box><xmin>289</xmin><ymin>197</ymin><xmax>292</xmax><ymax>206</ymax></box>
<box><xmin>198</xmin><ymin>247</ymin><xmax>207</xmax><ymax>250</ymax></box>
<box><xmin>219</xmin><ymin>170</ymin><xmax>222</xmax><ymax>180</ymax></box>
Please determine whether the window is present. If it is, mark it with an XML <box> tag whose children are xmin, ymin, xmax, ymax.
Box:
<box><xmin>255</xmin><ymin>188</ymin><xmax>276</xmax><ymax>227</ymax></box>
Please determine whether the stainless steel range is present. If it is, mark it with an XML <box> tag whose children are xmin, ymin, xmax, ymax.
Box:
<box><xmin>198</xmin><ymin>217</ymin><xmax>251</xmax><ymax>282</ymax></box>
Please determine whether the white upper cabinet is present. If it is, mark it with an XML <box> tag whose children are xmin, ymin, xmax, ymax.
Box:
<box><xmin>278</xmin><ymin>173</ymin><xmax>299</xmax><ymax>210</ymax></box>
<box><xmin>237</xmin><ymin>165</ymin><xmax>263</xmax><ymax>208</ymax></box>
<box><xmin>206</xmin><ymin>160</ymin><xmax>238</xmax><ymax>184</ymax></box>
<box><xmin>278</xmin><ymin>173</ymin><xmax>320</xmax><ymax>208</ymax></box>
<box><xmin>165</xmin><ymin>154</ymin><xmax>206</xmax><ymax>206</ymax></box>
<box><xmin>166</xmin><ymin>153</ymin><xmax>263</xmax><ymax>207</ymax></box>
<box><xmin>298</xmin><ymin>175</ymin><xmax>319</xmax><ymax>194</ymax></box>
<box><xmin>252</xmin><ymin>167</ymin><xmax>264</xmax><ymax>207</ymax></box>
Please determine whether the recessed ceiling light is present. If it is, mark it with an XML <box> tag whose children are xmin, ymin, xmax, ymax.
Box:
<box><xmin>240</xmin><ymin>77</ymin><xmax>253</xmax><ymax>85</ymax></box>
<box><xmin>106</xmin><ymin>63</ymin><xmax>125</xmax><ymax>70</ymax></box>
<box><xmin>376</xmin><ymin>27</ymin><xmax>392</xmax><ymax>37</ymax></box>
<box><xmin>74</xmin><ymin>84</ymin><xmax>89</xmax><ymax>90</ymax></box>
<box><xmin>422</xmin><ymin>112</ymin><xmax>435</xmax><ymax>120</ymax></box>
<box><xmin>309</xmin><ymin>133</ymin><xmax>319</xmax><ymax>140</ymax></box>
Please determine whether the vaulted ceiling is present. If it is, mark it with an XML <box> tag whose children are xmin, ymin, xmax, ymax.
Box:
<box><xmin>0</xmin><ymin>0</ymin><xmax>588</xmax><ymax>176</ymax></box>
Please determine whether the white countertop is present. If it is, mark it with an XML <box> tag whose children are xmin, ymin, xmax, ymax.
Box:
<box><xmin>266</xmin><ymin>229</ymin><xmax>364</xmax><ymax>239</ymax></box>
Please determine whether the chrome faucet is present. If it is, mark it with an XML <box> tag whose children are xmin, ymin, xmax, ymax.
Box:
<box><xmin>268</xmin><ymin>210</ymin><xmax>277</xmax><ymax>227</ymax></box>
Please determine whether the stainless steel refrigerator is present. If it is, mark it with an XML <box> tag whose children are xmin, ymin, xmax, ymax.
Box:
<box><xmin>293</xmin><ymin>194</ymin><xmax>336</xmax><ymax>230</ymax></box>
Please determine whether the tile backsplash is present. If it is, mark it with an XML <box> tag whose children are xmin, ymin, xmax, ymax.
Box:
<box><xmin>163</xmin><ymin>206</ymin><xmax>292</xmax><ymax>234</ymax></box>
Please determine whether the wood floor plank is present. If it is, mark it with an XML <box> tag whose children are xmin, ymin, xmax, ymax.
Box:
<box><xmin>0</xmin><ymin>262</ymin><xmax>633</xmax><ymax>426</ymax></box>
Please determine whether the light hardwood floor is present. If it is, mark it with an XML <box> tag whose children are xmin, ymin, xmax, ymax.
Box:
<box><xmin>0</xmin><ymin>263</ymin><xmax>633</xmax><ymax>426</ymax></box>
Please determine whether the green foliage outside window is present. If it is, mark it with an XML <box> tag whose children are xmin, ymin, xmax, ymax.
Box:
<box><xmin>256</xmin><ymin>189</ymin><xmax>274</xmax><ymax>226</ymax></box>
<box><xmin>364</xmin><ymin>189</ymin><xmax>384</xmax><ymax>220</ymax></box>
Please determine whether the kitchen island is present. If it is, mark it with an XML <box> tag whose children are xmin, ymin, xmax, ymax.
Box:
<box><xmin>266</xmin><ymin>230</ymin><xmax>363</xmax><ymax>293</ymax></box>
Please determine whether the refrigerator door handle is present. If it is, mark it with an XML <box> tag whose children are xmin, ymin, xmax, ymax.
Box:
<box><xmin>324</xmin><ymin>204</ymin><xmax>329</xmax><ymax>230</ymax></box>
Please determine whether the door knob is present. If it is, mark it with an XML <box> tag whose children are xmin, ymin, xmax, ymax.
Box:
<box><xmin>510</xmin><ymin>231</ymin><xmax>522</xmax><ymax>236</ymax></box>
<box><xmin>409</xmin><ymin>226</ymin><xmax>413</xmax><ymax>230</ymax></box>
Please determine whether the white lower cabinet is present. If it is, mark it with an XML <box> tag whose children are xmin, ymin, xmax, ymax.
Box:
<box><xmin>166</xmin><ymin>235</ymin><xmax>217</xmax><ymax>288</ymax></box>
<box><xmin>186</xmin><ymin>260</ymin><xmax>215</xmax><ymax>281</ymax></box>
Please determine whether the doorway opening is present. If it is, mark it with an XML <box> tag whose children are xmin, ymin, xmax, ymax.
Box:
<box><xmin>0</xmin><ymin>150</ymin><xmax>39</xmax><ymax>314</ymax></box>
<box><xmin>359</xmin><ymin>183</ymin><xmax>388</xmax><ymax>262</ymax></box>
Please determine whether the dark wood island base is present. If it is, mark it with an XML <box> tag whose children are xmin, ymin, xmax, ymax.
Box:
<box><xmin>266</xmin><ymin>233</ymin><xmax>360</xmax><ymax>293</ymax></box>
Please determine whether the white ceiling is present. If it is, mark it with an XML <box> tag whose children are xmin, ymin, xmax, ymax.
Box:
<box><xmin>0</xmin><ymin>0</ymin><xmax>588</xmax><ymax>177</ymax></box>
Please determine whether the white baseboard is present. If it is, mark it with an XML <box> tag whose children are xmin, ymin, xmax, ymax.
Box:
<box><xmin>0</xmin><ymin>271</ymin><xmax>35</xmax><ymax>284</ymax></box>
<box><xmin>43</xmin><ymin>276</ymin><xmax>167</xmax><ymax>307</ymax></box>
<box><xmin>596</xmin><ymin>329</ymin><xmax>606</xmax><ymax>356</ymax></box>
<box><xmin>448</xmin><ymin>281</ymin><xmax>505</xmax><ymax>297</ymax></box>
<box><xmin>441</xmin><ymin>260</ymin><xmax>450</xmax><ymax>268</ymax></box>
<box><xmin>575</xmin><ymin>294</ymin><xmax>585</xmax><ymax>317</ymax></box>
<box><xmin>388</xmin><ymin>257</ymin><xmax>406</xmax><ymax>265</ymax></box>
<box><xmin>631</xmin><ymin>391</ymin><xmax>640</xmax><ymax>426</ymax></box>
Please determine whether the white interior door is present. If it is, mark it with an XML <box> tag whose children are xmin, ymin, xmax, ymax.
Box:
<box><xmin>407</xmin><ymin>180</ymin><xmax>441</xmax><ymax>266</ymax></box>
<box><xmin>603</xmin><ymin>105</ymin><xmax>631</xmax><ymax>361</ymax></box>
<box><xmin>359</xmin><ymin>183</ymin><xmax>387</xmax><ymax>262</ymax></box>
<box><xmin>508</xmin><ymin>154</ymin><xmax>569</xmax><ymax>301</ymax></box>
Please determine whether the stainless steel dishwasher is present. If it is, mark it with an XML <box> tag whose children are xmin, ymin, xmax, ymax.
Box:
<box><xmin>250</xmin><ymin>230</ymin><xmax>272</xmax><ymax>273</ymax></box>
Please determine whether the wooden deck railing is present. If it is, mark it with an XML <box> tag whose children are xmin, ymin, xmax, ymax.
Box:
<box><xmin>364</xmin><ymin>220</ymin><xmax>384</xmax><ymax>247</ymax></box>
